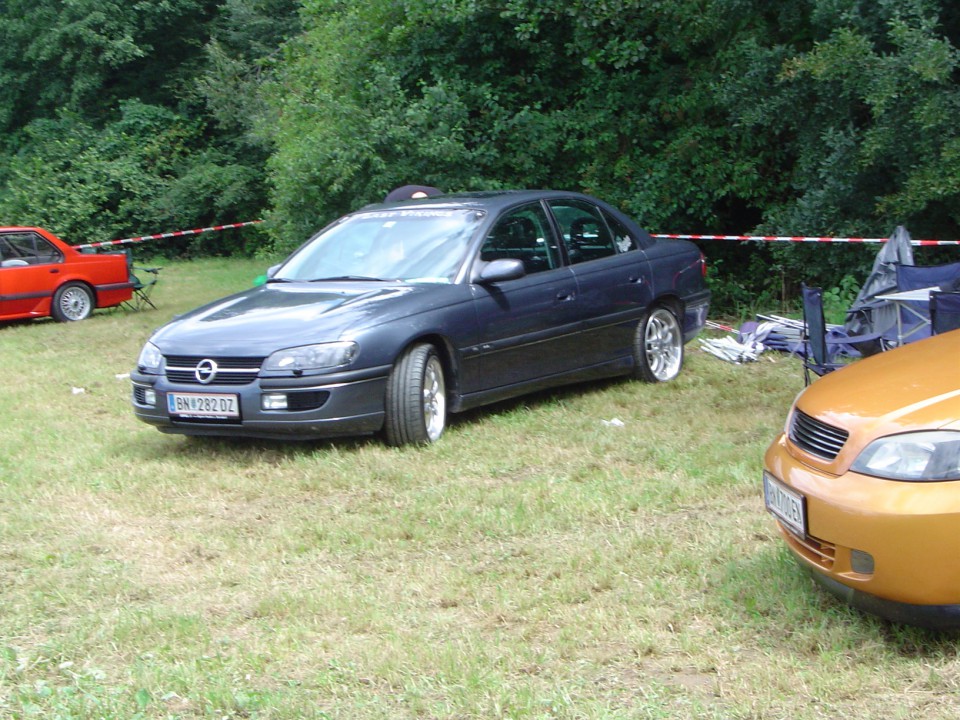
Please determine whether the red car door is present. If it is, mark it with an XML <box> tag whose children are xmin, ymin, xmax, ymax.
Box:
<box><xmin>0</xmin><ymin>231</ymin><xmax>64</xmax><ymax>319</ymax></box>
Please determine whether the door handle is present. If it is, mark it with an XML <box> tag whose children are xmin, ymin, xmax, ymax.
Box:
<box><xmin>555</xmin><ymin>291</ymin><xmax>575</xmax><ymax>302</ymax></box>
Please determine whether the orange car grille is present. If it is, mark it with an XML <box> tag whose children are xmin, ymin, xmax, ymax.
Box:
<box><xmin>784</xmin><ymin>530</ymin><xmax>836</xmax><ymax>570</ymax></box>
<box><xmin>789</xmin><ymin>410</ymin><xmax>848</xmax><ymax>460</ymax></box>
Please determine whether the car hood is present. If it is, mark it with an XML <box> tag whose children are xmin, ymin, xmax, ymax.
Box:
<box><xmin>796</xmin><ymin>331</ymin><xmax>960</xmax><ymax>451</ymax></box>
<box><xmin>150</xmin><ymin>282</ymin><xmax>439</xmax><ymax>355</ymax></box>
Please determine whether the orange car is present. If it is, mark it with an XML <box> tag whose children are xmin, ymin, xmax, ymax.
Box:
<box><xmin>0</xmin><ymin>227</ymin><xmax>133</xmax><ymax>322</ymax></box>
<box><xmin>763</xmin><ymin>330</ymin><xmax>960</xmax><ymax>628</ymax></box>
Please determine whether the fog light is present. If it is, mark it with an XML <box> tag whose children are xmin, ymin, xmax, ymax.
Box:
<box><xmin>850</xmin><ymin>549</ymin><xmax>875</xmax><ymax>575</ymax></box>
<box><xmin>262</xmin><ymin>393</ymin><xmax>288</xmax><ymax>410</ymax></box>
<box><xmin>144</xmin><ymin>388</ymin><xmax>156</xmax><ymax>407</ymax></box>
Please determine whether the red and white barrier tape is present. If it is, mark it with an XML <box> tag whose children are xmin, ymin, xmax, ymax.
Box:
<box><xmin>651</xmin><ymin>233</ymin><xmax>960</xmax><ymax>246</ymax></box>
<box><xmin>75</xmin><ymin>220</ymin><xmax>263</xmax><ymax>250</ymax></box>
<box><xmin>75</xmin><ymin>221</ymin><xmax>960</xmax><ymax>250</ymax></box>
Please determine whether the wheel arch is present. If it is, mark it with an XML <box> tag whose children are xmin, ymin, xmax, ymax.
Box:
<box><xmin>650</xmin><ymin>292</ymin><xmax>683</xmax><ymax>319</ymax></box>
<box><xmin>393</xmin><ymin>332</ymin><xmax>461</xmax><ymax>404</ymax></box>
<box><xmin>56</xmin><ymin>277</ymin><xmax>100</xmax><ymax>306</ymax></box>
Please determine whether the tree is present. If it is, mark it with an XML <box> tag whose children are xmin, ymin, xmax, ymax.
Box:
<box><xmin>0</xmin><ymin>0</ymin><xmax>219</xmax><ymax>137</ymax></box>
<box><xmin>0</xmin><ymin>0</ymin><xmax>299</xmax><ymax>254</ymax></box>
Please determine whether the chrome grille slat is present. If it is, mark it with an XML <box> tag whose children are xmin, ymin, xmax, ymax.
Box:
<box><xmin>789</xmin><ymin>409</ymin><xmax>848</xmax><ymax>460</ymax></box>
<box><xmin>163</xmin><ymin>355</ymin><xmax>264</xmax><ymax>386</ymax></box>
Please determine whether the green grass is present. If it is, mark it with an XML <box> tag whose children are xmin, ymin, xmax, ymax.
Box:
<box><xmin>1</xmin><ymin>258</ymin><xmax>958</xmax><ymax>719</ymax></box>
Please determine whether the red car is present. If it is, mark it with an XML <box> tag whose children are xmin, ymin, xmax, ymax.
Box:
<box><xmin>0</xmin><ymin>227</ymin><xmax>133</xmax><ymax>322</ymax></box>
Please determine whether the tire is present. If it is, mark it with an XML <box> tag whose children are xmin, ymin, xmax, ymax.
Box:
<box><xmin>633</xmin><ymin>305</ymin><xmax>683</xmax><ymax>383</ymax></box>
<box><xmin>51</xmin><ymin>282</ymin><xmax>94</xmax><ymax>322</ymax></box>
<box><xmin>384</xmin><ymin>343</ymin><xmax>447</xmax><ymax>446</ymax></box>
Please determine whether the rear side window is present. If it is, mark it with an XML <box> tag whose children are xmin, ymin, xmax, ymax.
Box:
<box><xmin>548</xmin><ymin>200</ymin><xmax>617</xmax><ymax>264</ymax></box>
<box><xmin>605</xmin><ymin>213</ymin><xmax>639</xmax><ymax>253</ymax></box>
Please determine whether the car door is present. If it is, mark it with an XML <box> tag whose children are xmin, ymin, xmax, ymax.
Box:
<box><xmin>0</xmin><ymin>231</ymin><xmax>64</xmax><ymax>319</ymax></box>
<box><xmin>470</xmin><ymin>203</ymin><xmax>582</xmax><ymax>389</ymax></box>
<box><xmin>546</xmin><ymin>199</ymin><xmax>653</xmax><ymax>366</ymax></box>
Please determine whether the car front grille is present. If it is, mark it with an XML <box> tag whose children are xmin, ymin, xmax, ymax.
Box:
<box><xmin>789</xmin><ymin>409</ymin><xmax>849</xmax><ymax>460</ymax></box>
<box><xmin>164</xmin><ymin>355</ymin><xmax>264</xmax><ymax>386</ymax></box>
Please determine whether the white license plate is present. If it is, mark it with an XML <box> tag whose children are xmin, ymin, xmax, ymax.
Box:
<box><xmin>763</xmin><ymin>471</ymin><xmax>806</xmax><ymax>537</ymax></box>
<box><xmin>167</xmin><ymin>392</ymin><xmax>239</xmax><ymax>418</ymax></box>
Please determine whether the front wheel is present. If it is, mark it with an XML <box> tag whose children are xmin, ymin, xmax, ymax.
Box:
<box><xmin>51</xmin><ymin>282</ymin><xmax>94</xmax><ymax>322</ymax></box>
<box><xmin>384</xmin><ymin>343</ymin><xmax>447</xmax><ymax>446</ymax></box>
<box><xmin>633</xmin><ymin>306</ymin><xmax>683</xmax><ymax>382</ymax></box>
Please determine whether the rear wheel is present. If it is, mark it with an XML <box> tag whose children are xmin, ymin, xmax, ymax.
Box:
<box><xmin>384</xmin><ymin>343</ymin><xmax>447</xmax><ymax>446</ymax></box>
<box><xmin>51</xmin><ymin>282</ymin><xmax>94</xmax><ymax>322</ymax></box>
<box><xmin>634</xmin><ymin>305</ymin><xmax>683</xmax><ymax>382</ymax></box>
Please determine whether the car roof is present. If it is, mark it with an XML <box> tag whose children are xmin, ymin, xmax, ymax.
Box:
<box><xmin>362</xmin><ymin>189</ymin><xmax>604</xmax><ymax>213</ymax></box>
<box><xmin>349</xmin><ymin>189</ymin><xmax>656</xmax><ymax>251</ymax></box>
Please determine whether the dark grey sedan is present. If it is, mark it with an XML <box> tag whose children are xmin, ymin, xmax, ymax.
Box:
<box><xmin>131</xmin><ymin>190</ymin><xmax>710</xmax><ymax>445</ymax></box>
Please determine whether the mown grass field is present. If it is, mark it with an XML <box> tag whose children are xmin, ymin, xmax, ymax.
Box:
<box><xmin>1</xmin><ymin>257</ymin><xmax>958</xmax><ymax>719</ymax></box>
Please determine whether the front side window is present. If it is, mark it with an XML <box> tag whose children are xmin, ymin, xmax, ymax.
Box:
<box><xmin>479</xmin><ymin>203</ymin><xmax>560</xmax><ymax>275</ymax></box>
<box><xmin>548</xmin><ymin>200</ymin><xmax>617</xmax><ymax>264</ymax></box>
<box><xmin>0</xmin><ymin>232</ymin><xmax>63</xmax><ymax>267</ymax></box>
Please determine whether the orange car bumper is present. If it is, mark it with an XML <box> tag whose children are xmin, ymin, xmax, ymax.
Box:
<box><xmin>764</xmin><ymin>433</ymin><xmax>960</xmax><ymax>627</ymax></box>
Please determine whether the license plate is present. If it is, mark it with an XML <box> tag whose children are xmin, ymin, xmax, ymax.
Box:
<box><xmin>763</xmin><ymin>471</ymin><xmax>806</xmax><ymax>537</ymax></box>
<box><xmin>167</xmin><ymin>392</ymin><xmax>239</xmax><ymax>418</ymax></box>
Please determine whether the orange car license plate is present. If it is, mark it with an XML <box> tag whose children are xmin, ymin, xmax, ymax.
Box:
<box><xmin>763</xmin><ymin>471</ymin><xmax>806</xmax><ymax>537</ymax></box>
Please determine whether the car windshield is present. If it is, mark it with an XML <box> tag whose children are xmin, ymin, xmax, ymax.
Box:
<box><xmin>276</xmin><ymin>208</ymin><xmax>485</xmax><ymax>284</ymax></box>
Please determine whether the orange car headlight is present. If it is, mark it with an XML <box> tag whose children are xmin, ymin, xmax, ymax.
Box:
<box><xmin>851</xmin><ymin>431</ymin><xmax>960</xmax><ymax>482</ymax></box>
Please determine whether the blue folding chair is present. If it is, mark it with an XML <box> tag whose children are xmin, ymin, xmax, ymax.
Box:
<box><xmin>801</xmin><ymin>285</ymin><xmax>884</xmax><ymax>385</ymax></box>
<box><xmin>930</xmin><ymin>291</ymin><xmax>960</xmax><ymax>335</ymax></box>
<box><xmin>893</xmin><ymin>261</ymin><xmax>960</xmax><ymax>343</ymax></box>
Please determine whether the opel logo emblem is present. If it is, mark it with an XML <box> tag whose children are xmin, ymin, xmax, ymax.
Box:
<box><xmin>195</xmin><ymin>359</ymin><xmax>218</xmax><ymax>385</ymax></box>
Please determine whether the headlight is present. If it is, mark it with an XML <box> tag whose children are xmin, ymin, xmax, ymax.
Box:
<box><xmin>137</xmin><ymin>342</ymin><xmax>164</xmax><ymax>373</ymax></box>
<box><xmin>851</xmin><ymin>431</ymin><xmax>960</xmax><ymax>481</ymax></box>
<box><xmin>262</xmin><ymin>342</ymin><xmax>358</xmax><ymax>372</ymax></box>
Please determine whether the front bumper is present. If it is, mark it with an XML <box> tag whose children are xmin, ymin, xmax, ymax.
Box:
<box><xmin>131</xmin><ymin>366</ymin><xmax>390</xmax><ymax>440</ymax></box>
<box><xmin>764</xmin><ymin>433</ymin><xmax>960</xmax><ymax>628</ymax></box>
<box><xmin>801</xmin><ymin>563</ymin><xmax>960</xmax><ymax>630</ymax></box>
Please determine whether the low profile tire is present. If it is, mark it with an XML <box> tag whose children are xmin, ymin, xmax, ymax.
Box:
<box><xmin>51</xmin><ymin>282</ymin><xmax>94</xmax><ymax>322</ymax></box>
<box><xmin>634</xmin><ymin>305</ymin><xmax>683</xmax><ymax>383</ymax></box>
<box><xmin>384</xmin><ymin>343</ymin><xmax>447</xmax><ymax>446</ymax></box>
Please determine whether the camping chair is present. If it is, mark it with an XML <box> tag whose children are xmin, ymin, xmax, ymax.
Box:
<box><xmin>801</xmin><ymin>285</ymin><xmax>884</xmax><ymax>385</ymax></box>
<box><xmin>892</xmin><ymin>261</ymin><xmax>960</xmax><ymax>343</ymax></box>
<box><xmin>930</xmin><ymin>291</ymin><xmax>960</xmax><ymax>335</ymax></box>
<box><xmin>122</xmin><ymin>251</ymin><xmax>162</xmax><ymax>311</ymax></box>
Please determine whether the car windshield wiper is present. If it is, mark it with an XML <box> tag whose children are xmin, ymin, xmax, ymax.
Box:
<box><xmin>264</xmin><ymin>276</ymin><xmax>295</xmax><ymax>283</ymax></box>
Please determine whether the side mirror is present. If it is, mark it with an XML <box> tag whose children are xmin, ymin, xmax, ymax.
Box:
<box><xmin>253</xmin><ymin>264</ymin><xmax>282</xmax><ymax>286</ymax></box>
<box><xmin>476</xmin><ymin>258</ymin><xmax>526</xmax><ymax>284</ymax></box>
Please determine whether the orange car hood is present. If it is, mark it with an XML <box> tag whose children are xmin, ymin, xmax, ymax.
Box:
<box><xmin>793</xmin><ymin>331</ymin><xmax>960</xmax><ymax>469</ymax></box>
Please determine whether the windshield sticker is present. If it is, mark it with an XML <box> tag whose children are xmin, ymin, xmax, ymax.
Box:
<box><xmin>362</xmin><ymin>209</ymin><xmax>461</xmax><ymax>220</ymax></box>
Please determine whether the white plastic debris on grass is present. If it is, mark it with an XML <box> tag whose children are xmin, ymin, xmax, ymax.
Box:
<box><xmin>601</xmin><ymin>418</ymin><xmax>625</xmax><ymax>427</ymax></box>
<box><xmin>699</xmin><ymin>336</ymin><xmax>764</xmax><ymax>364</ymax></box>
<box><xmin>699</xmin><ymin>320</ymin><xmax>785</xmax><ymax>364</ymax></box>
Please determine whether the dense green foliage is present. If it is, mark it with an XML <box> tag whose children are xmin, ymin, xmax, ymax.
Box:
<box><xmin>3</xmin><ymin>0</ymin><xmax>960</xmax><ymax>305</ymax></box>
<box><xmin>0</xmin><ymin>0</ymin><xmax>296</xmax><ymax>254</ymax></box>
